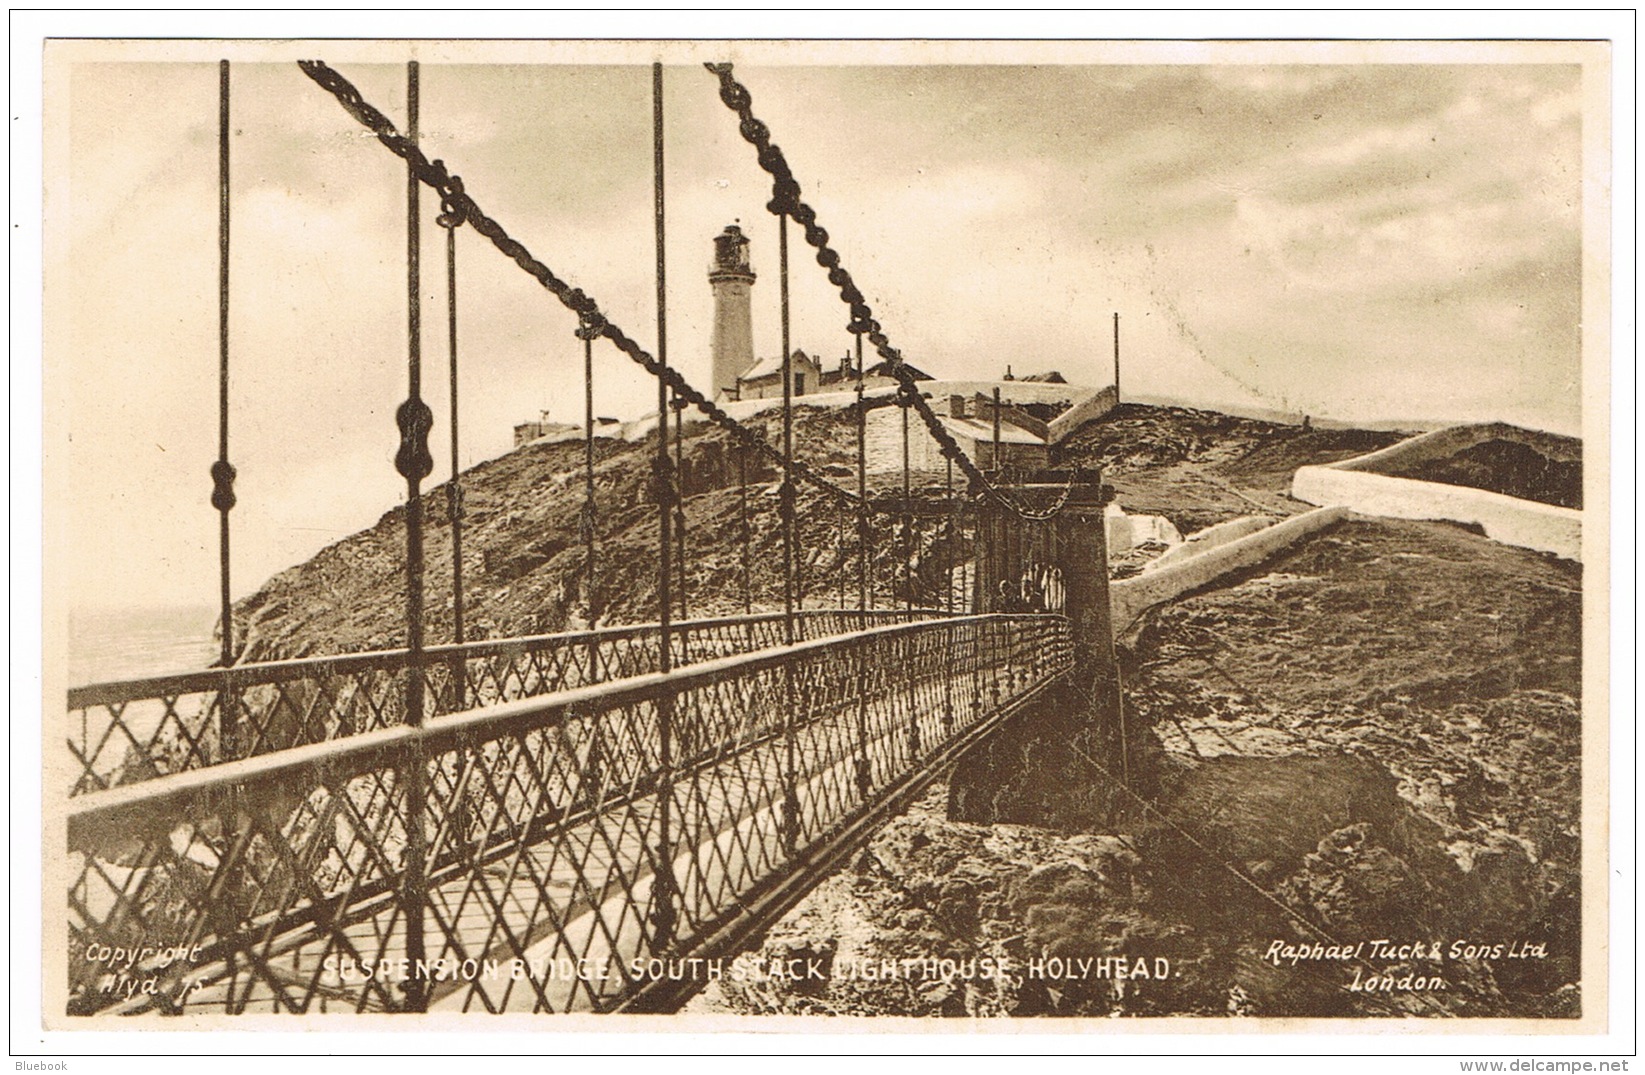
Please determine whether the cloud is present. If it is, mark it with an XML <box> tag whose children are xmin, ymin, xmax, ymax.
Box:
<box><xmin>51</xmin><ymin>55</ymin><xmax>1591</xmax><ymax>612</ymax></box>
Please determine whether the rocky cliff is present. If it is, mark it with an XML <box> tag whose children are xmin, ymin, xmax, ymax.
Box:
<box><xmin>227</xmin><ymin>402</ymin><xmax>1585</xmax><ymax>1019</ymax></box>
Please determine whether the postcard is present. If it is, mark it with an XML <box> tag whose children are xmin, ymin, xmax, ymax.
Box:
<box><xmin>31</xmin><ymin>28</ymin><xmax>1623</xmax><ymax>1049</ymax></box>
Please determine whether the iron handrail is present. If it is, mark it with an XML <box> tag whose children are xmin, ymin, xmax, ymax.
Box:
<box><xmin>66</xmin><ymin>608</ymin><xmax>959</xmax><ymax>796</ymax></box>
<box><xmin>67</xmin><ymin>612</ymin><xmax>1057</xmax><ymax>844</ymax></box>
<box><xmin>68</xmin><ymin>612</ymin><xmax>1070</xmax><ymax>1015</ymax></box>
<box><xmin>68</xmin><ymin>607</ymin><xmax>950</xmax><ymax>706</ymax></box>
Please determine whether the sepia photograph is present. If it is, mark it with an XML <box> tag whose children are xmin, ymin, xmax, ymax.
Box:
<box><xmin>19</xmin><ymin>16</ymin><xmax>1631</xmax><ymax>1057</ymax></box>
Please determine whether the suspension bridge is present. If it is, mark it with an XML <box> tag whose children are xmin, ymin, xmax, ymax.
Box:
<box><xmin>63</xmin><ymin>59</ymin><xmax>1126</xmax><ymax>1016</ymax></box>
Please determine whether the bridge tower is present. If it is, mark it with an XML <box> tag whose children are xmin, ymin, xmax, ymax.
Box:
<box><xmin>977</xmin><ymin>469</ymin><xmax>1119</xmax><ymax>701</ymax></box>
<box><xmin>1050</xmin><ymin>474</ymin><xmax>1122</xmax><ymax>718</ymax></box>
<box><xmin>709</xmin><ymin>224</ymin><xmax>757</xmax><ymax>400</ymax></box>
<box><xmin>957</xmin><ymin>469</ymin><xmax>1130</xmax><ymax>823</ymax></box>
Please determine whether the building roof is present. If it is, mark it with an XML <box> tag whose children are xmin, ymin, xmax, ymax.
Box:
<box><xmin>736</xmin><ymin>352</ymin><xmax>934</xmax><ymax>385</ymax></box>
<box><xmin>920</xmin><ymin>379</ymin><xmax>1090</xmax><ymax>407</ymax></box>
<box><xmin>739</xmin><ymin>350</ymin><xmax>818</xmax><ymax>383</ymax></box>
<box><xmin>866</xmin><ymin>359</ymin><xmax>933</xmax><ymax>381</ymax></box>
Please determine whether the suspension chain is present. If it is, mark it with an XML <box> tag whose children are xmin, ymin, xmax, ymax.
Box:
<box><xmin>703</xmin><ymin>62</ymin><xmax>1078</xmax><ymax>522</ymax></box>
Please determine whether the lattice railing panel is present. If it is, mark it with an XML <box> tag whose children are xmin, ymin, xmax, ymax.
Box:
<box><xmin>67</xmin><ymin>609</ymin><xmax>944</xmax><ymax>796</ymax></box>
<box><xmin>66</xmin><ymin>614</ymin><xmax>1069</xmax><ymax>1015</ymax></box>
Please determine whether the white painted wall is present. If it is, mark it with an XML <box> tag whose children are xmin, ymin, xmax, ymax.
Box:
<box><xmin>1142</xmin><ymin>515</ymin><xmax>1276</xmax><ymax>572</ymax></box>
<box><xmin>1046</xmin><ymin>384</ymin><xmax>1119</xmax><ymax>444</ymax></box>
<box><xmin>1104</xmin><ymin>503</ymin><xmax>1183</xmax><ymax>556</ymax></box>
<box><xmin>1109</xmin><ymin>506</ymin><xmax>1350</xmax><ymax>636</ymax></box>
<box><xmin>1288</xmin><ymin>422</ymin><xmax>1581</xmax><ymax>562</ymax></box>
<box><xmin>1292</xmin><ymin>466</ymin><xmax>1580</xmax><ymax>561</ymax></box>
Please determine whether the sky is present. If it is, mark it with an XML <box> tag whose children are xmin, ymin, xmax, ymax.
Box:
<box><xmin>47</xmin><ymin>45</ymin><xmax>1595</xmax><ymax>612</ymax></box>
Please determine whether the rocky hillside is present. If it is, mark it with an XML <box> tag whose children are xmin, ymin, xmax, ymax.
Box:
<box><xmin>692</xmin><ymin>517</ymin><xmax>1582</xmax><ymax>1019</ymax></box>
<box><xmin>1388</xmin><ymin>435</ymin><xmax>1584</xmax><ymax>509</ymax></box>
<box><xmin>232</xmin><ymin>405</ymin><xmax>934</xmax><ymax>661</ymax></box>
<box><xmin>228</xmin><ymin>402</ymin><xmax>1415</xmax><ymax>661</ymax></box>
<box><xmin>1058</xmin><ymin>403</ymin><xmax>1407</xmax><ymax>530</ymax></box>
<box><xmin>227</xmin><ymin>401</ymin><xmax>1585</xmax><ymax>1020</ymax></box>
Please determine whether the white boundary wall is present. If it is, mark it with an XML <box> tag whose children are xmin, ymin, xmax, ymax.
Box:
<box><xmin>1291</xmin><ymin>467</ymin><xmax>1580</xmax><ymax>561</ymax></box>
<box><xmin>1142</xmin><ymin>514</ymin><xmax>1276</xmax><ymax>572</ymax></box>
<box><xmin>1046</xmin><ymin>384</ymin><xmax>1119</xmax><ymax>444</ymax></box>
<box><xmin>517</xmin><ymin>381</ymin><xmax>1122</xmax><ymax>470</ymax></box>
<box><xmin>1109</xmin><ymin>506</ymin><xmax>1349</xmax><ymax>636</ymax></box>
<box><xmin>1289</xmin><ymin>423</ymin><xmax>1581</xmax><ymax>562</ymax></box>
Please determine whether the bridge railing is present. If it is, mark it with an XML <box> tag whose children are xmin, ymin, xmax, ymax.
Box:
<box><xmin>66</xmin><ymin>613</ymin><xmax>1071</xmax><ymax>1015</ymax></box>
<box><xmin>66</xmin><ymin>608</ymin><xmax>948</xmax><ymax>796</ymax></box>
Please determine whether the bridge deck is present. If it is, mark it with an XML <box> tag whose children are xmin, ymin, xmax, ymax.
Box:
<box><xmin>67</xmin><ymin>614</ymin><xmax>1071</xmax><ymax>1014</ymax></box>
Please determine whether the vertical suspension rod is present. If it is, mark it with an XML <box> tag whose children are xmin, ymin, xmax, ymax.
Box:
<box><xmin>738</xmin><ymin>443</ymin><xmax>752</xmax><ymax>615</ymax></box>
<box><xmin>901</xmin><ymin>393</ymin><xmax>914</xmax><ymax>612</ymax></box>
<box><xmin>445</xmin><ymin>190</ymin><xmax>465</xmax><ymax>660</ymax></box>
<box><xmin>779</xmin><ymin>214</ymin><xmax>794</xmax><ymax>645</ymax></box>
<box><xmin>851</xmin><ymin>327</ymin><xmax>872</xmax><ymax>797</ymax></box>
<box><xmin>210</xmin><ymin>55</ymin><xmax>244</xmax><ymax>1012</ymax></box>
<box><xmin>653</xmin><ymin>63</ymin><xmax>672</xmax><ymax>671</ymax></box>
<box><xmin>901</xmin><ymin>393</ymin><xmax>911</xmax><ymax>613</ymax></box>
<box><xmin>674</xmin><ymin>394</ymin><xmax>687</xmax><ymax>619</ymax></box>
<box><xmin>582</xmin><ymin>322</ymin><xmax>600</xmax><ymax>680</ymax></box>
<box><xmin>397</xmin><ymin>58</ymin><xmax>431</xmax><ymax>1013</ymax></box>
<box><xmin>836</xmin><ymin>503</ymin><xmax>846</xmax><ymax>611</ymax></box>
<box><xmin>210</xmin><ymin>53</ymin><xmax>242</xmax><ymax>783</ymax></box>
<box><xmin>992</xmin><ymin>386</ymin><xmax>1002</xmax><ymax>472</ymax></box>
<box><xmin>940</xmin><ymin>450</ymin><xmax>956</xmax><ymax>739</ymax></box>
<box><xmin>650</xmin><ymin>60</ymin><xmax>678</xmax><ymax>952</ymax></box>
<box><xmin>945</xmin><ymin>455</ymin><xmax>954</xmax><ymax>614</ymax></box>
<box><xmin>855</xmin><ymin>332</ymin><xmax>868</xmax><ymax>616</ymax></box>
<box><xmin>778</xmin><ymin>209</ymin><xmax>801</xmax><ymax>853</ymax></box>
<box><xmin>213</xmin><ymin>59</ymin><xmax>237</xmax><ymax>677</ymax></box>
<box><xmin>403</xmin><ymin>65</ymin><xmax>428</xmax><ymax>674</ymax></box>
<box><xmin>992</xmin><ymin>385</ymin><xmax>1006</xmax><ymax>613</ymax></box>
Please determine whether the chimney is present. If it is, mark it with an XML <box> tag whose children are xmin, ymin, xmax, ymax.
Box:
<box><xmin>709</xmin><ymin>224</ymin><xmax>757</xmax><ymax>401</ymax></box>
<box><xmin>949</xmin><ymin>394</ymin><xmax>967</xmax><ymax>419</ymax></box>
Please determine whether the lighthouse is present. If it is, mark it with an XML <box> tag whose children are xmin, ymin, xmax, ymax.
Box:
<box><xmin>709</xmin><ymin>224</ymin><xmax>757</xmax><ymax>401</ymax></box>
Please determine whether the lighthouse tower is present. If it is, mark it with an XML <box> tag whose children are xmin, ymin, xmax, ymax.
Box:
<box><xmin>709</xmin><ymin>224</ymin><xmax>757</xmax><ymax>400</ymax></box>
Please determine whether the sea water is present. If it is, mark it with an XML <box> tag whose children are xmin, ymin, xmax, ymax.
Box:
<box><xmin>66</xmin><ymin>604</ymin><xmax>219</xmax><ymax>687</ymax></box>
